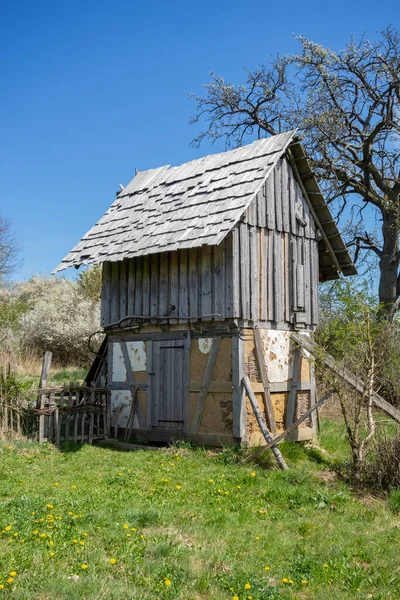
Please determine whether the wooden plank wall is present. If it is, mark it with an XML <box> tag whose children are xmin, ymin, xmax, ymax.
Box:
<box><xmin>233</xmin><ymin>156</ymin><xmax>319</xmax><ymax>328</ymax></box>
<box><xmin>101</xmin><ymin>236</ymin><xmax>233</xmax><ymax>326</ymax></box>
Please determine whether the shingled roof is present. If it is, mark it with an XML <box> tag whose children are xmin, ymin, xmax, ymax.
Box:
<box><xmin>55</xmin><ymin>131</ymin><xmax>356</xmax><ymax>279</ymax></box>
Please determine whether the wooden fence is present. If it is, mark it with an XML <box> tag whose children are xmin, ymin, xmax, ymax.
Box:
<box><xmin>36</xmin><ymin>385</ymin><xmax>110</xmax><ymax>446</ymax></box>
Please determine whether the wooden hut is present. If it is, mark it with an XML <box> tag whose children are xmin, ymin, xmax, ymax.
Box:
<box><xmin>55</xmin><ymin>130</ymin><xmax>356</xmax><ymax>446</ymax></box>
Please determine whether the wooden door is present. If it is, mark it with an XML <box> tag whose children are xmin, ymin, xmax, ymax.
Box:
<box><xmin>150</xmin><ymin>340</ymin><xmax>187</xmax><ymax>431</ymax></box>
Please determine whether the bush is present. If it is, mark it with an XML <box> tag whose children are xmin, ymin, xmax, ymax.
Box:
<box><xmin>17</xmin><ymin>276</ymin><xmax>100</xmax><ymax>366</ymax></box>
<box><xmin>361</xmin><ymin>432</ymin><xmax>400</xmax><ymax>490</ymax></box>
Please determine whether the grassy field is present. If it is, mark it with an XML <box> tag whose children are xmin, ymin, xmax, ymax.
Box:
<box><xmin>0</xmin><ymin>421</ymin><xmax>399</xmax><ymax>599</ymax></box>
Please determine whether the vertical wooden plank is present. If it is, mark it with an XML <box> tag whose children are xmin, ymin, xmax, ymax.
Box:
<box><xmin>224</xmin><ymin>234</ymin><xmax>233</xmax><ymax>319</ymax></box>
<box><xmin>283</xmin><ymin>234</ymin><xmax>290</xmax><ymax>324</ymax></box>
<box><xmin>100</xmin><ymin>262</ymin><xmax>111</xmax><ymax>326</ymax></box>
<box><xmin>281</xmin><ymin>158</ymin><xmax>291</xmax><ymax>233</ymax></box>
<box><xmin>274</xmin><ymin>160</ymin><xmax>283</xmax><ymax>231</ymax></box>
<box><xmin>304</xmin><ymin>237</ymin><xmax>311</xmax><ymax>326</ymax></box>
<box><xmin>232</xmin><ymin>227</ymin><xmax>240</xmax><ymax>318</ymax></box>
<box><xmin>246</xmin><ymin>197</ymin><xmax>257</xmax><ymax>226</ymax></box>
<box><xmin>200</xmin><ymin>245</ymin><xmax>212</xmax><ymax>319</ymax></box>
<box><xmin>188</xmin><ymin>248</ymin><xmax>199</xmax><ymax>318</ymax></box>
<box><xmin>127</xmin><ymin>258</ymin><xmax>135</xmax><ymax>316</ymax></box>
<box><xmin>266</xmin><ymin>173</ymin><xmax>276</xmax><ymax>230</ymax></box>
<box><xmin>310</xmin><ymin>239</ymin><xmax>319</xmax><ymax>326</ymax></box>
<box><xmin>190</xmin><ymin>337</ymin><xmax>222</xmax><ymax>433</ymax></box>
<box><xmin>73</xmin><ymin>389</ymin><xmax>79</xmax><ymax>443</ymax></box>
<box><xmin>290</xmin><ymin>234</ymin><xmax>298</xmax><ymax>314</ymax></box>
<box><xmin>267</xmin><ymin>230</ymin><xmax>274</xmax><ymax>322</ymax></box>
<box><xmin>249</xmin><ymin>225</ymin><xmax>258</xmax><ymax>322</ymax></box>
<box><xmin>273</xmin><ymin>232</ymin><xmax>284</xmax><ymax>325</ymax></box>
<box><xmin>257</xmin><ymin>188</ymin><xmax>266</xmax><ymax>228</ymax></box>
<box><xmin>260</xmin><ymin>229</ymin><xmax>268</xmax><ymax>322</ymax></box>
<box><xmin>286</xmin><ymin>348</ymin><xmax>301</xmax><ymax>428</ymax></box>
<box><xmin>239</xmin><ymin>223</ymin><xmax>250</xmax><ymax>321</ymax></box>
<box><xmin>119</xmin><ymin>260</ymin><xmax>127</xmax><ymax>320</ymax></box>
<box><xmin>289</xmin><ymin>163</ymin><xmax>298</xmax><ymax>234</ymax></box>
<box><xmin>142</xmin><ymin>256</ymin><xmax>150</xmax><ymax>317</ymax></box>
<box><xmin>110</xmin><ymin>262</ymin><xmax>120</xmax><ymax>323</ymax></box>
<box><xmin>254</xmin><ymin>329</ymin><xmax>276</xmax><ymax>432</ymax></box>
<box><xmin>179</xmin><ymin>249</ymin><xmax>188</xmax><ymax>320</ymax></box>
<box><xmin>81</xmin><ymin>390</ymin><xmax>86</xmax><ymax>442</ymax></box>
<box><xmin>213</xmin><ymin>244</ymin><xmax>225</xmax><ymax>321</ymax></box>
<box><xmin>152</xmin><ymin>342</ymin><xmax>161</xmax><ymax>427</ymax></box>
<box><xmin>232</xmin><ymin>335</ymin><xmax>246</xmax><ymax>441</ymax></box>
<box><xmin>159</xmin><ymin>252</ymin><xmax>169</xmax><ymax>317</ymax></box>
<box><xmin>150</xmin><ymin>253</ymin><xmax>160</xmax><ymax>317</ymax></box>
<box><xmin>55</xmin><ymin>391</ymin><xmax>61</xmax><ymax>447</ymax></box>
<box><xmin>134</xmin><ymin>256</ymin><xmax>143</xmax><ymax>316</ymax></box>
<box><xmin>146</xmin><ymin>341</ymin><xmax>153</xmax><ymax>430</ymax></box>
<box><xmin>89</xmin><ymin>386</ymin><xmax>95</xmax><ymax>444</ymax></box>
<box><xmin>169</xmin><ymin>251</ymin><xmax>179</xmax><ymax>322</ymax></box>
<box><xmin>39</xmin><ymin>351</ymin><xmax>52</xmax><ymax>391</ymax></box>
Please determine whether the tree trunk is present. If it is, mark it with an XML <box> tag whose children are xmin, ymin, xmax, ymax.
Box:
<box><xmin>378</xmin><ymin>206</ymin><xmax>400</xmax><ymax>319</ymax></box>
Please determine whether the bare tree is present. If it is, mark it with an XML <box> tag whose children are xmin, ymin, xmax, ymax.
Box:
<box><xmin>0</xmin><ymin>216</ymin><xmax>20</xmax><ymax>280</ymax></box>
<box><xmin>190</xmin><ymin>27</ymin><xmax>400</xmax><ymax>318</ymax></box>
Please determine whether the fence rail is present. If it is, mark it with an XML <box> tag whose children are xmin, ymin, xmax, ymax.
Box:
<box><xmin>36</xmin><ymin>386</ymin><xmax>110</xmax><ymax>446</ymax></box>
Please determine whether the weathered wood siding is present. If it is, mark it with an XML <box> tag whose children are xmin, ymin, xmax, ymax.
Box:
<box><xmin>101</xmin><ymin>236</ymin><xmax>233</xmax><ymax>326</ymax></box>
<box><xmin>101</xmin><ymin>156</ymin><xmax>319</xmax><ymax>329</ymax></box>
<box><xmin>232</xmin><ymin>157</ymin><xmax>319</xmax><ymax>328</ymax></box>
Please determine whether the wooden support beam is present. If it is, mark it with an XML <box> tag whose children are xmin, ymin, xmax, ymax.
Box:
<box><xmin>232</xmin><ymin>335</ymin><xmax>246</xmax><ymax>441</ymax></box>
<box><xmin>291</xmin><ymin>333</ymin><xmax>400</xmax><ymax>424</ymax></box>
<box><xmin>190</xmin><ymin>337</ymin><xmax>221</xmax><ymax>434</ymax></box>
<box><xmin>245</xmin><ymin>389</ymin><xmax>334</xmax><ymax>461</ymax></box>
<box><xmin>120</xmin><ymin>341</ymin><xmax>141</xmax><ymax>432</ymax></box>
<box><xmin>286</xmin><ymin>348</ymin><xmax>301</xmax><ymax>428</ymax></box>
<box><xmin>254</xmin><ymin>329</ymin><xmax>276</xmax><ymax>432</ymax></box>
<box><xmin>242</xmin><ymin>375</ymin><xmax>288</xmax><ymax>470</ymax></box>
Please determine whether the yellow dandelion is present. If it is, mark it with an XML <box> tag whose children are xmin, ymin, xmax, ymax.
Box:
<box><xmin>264</xmin><ymin>565</ymin><xmax>270</xmax><ymax>571</ymax></box>
<box><xmin>131</xmin><ymin>527</ymin><xmax>137</xmax><ymax>531</ymax></box>
<box><xmin>123</xmin><ymin>524</ymin><xmax>129</xmax><ymax>529</ymax></box>
<box><xmin>68</xmin><ymin>511</ymin><xmax>73</xmax><ymax>516</ymax></box>
<box><xmin>301</xmin><ymin>579</ymin><xmax>308</xmax><ymax>584</ymax></box>
<box><xmin>79</xmin><ymin>541</ymin><xmax>85</xmax><ymax>546</ymax></box>
<box><xmin>7</xmin><ymin>578</ymin><xmax>13</xmax><ymax>584</ymax></box>
<box><xmin>46</xmin><ymin>504</ymin><xmax>53</xmax><ymax>509</ymax></box>
<box><xmin>50</xmin><ymin>551</ymin><xmax>55</xmax><ymax>557</ymax></box>
<box><xmin>0</xmin><ymin>584</ymin><xmax>4</xmax><ymax>589</ymax></box>
<box><xmin>282</xmin><ymin>578</ymin><xmax>289</xmax><ymax>583</ymax></box>
<box><xmin>9</xmin><ymin>572</ymin><xmax>16</xmax><ymax>577</ymax></box>
<box><xmin>323</xmin><ymin>563</ymin><xmax>328</xmax><ymax>568</ymax></box>
<box><xmin>72</xmin><ymin>539</ymin><xmax>78</xmax><ymax>544</ymax></box>
<box><xmin>164</xmin><ymin>578</ymin><xmax>172</xmax><ymax>586</ymax></box>
<box><xmin>7</xmin><ymin>446</ymin><xmax>13</xmax><ymax>450</ymax></box>
<box><xmin>49</xmin><ymin>540</ymin><xmax>54</xmax><ymax>546</ymax></box>
<box><xmin>81</xmin><ymin>564</ymin><xmax>88</xmax><ymax>570</ymax></box>
<box><xmin>126</xmin><ymin>533</ymin><xmax>131</xmax><ymax>537</ymax></box>
<box><xmin>5</xmin><ymin>526</ymin><xmax>11</xmax><ymax>531</ymax></box>
<box><xmin>233</xmin><ymin>596</ymin><xmax>239</xmax><ymax>600</ymax></box>
<box><xmin>251</xmin><ymin>472</ymin><xmax>256</xmax><ymax>477</ymax></box>
<box><xmin>244</xmin><ymin>583</ymin><xmax>251</xmax><ymax>590</ymax></box>
<box><xmin>288</xmin><ymin>579</ymin><xmax>294</xmax><ymax>584</ymax></box>
<box><xmin>175</xmin><ymin>485</ymin><xmax>181</xmax><ymax>489</ymax></box>
<box><xmin>54</xmin><ymin>482</ymin><xmax>59</xmax><ymax>486</ymax></box>
<box><xmin>237</xmin><ymin>485</ymin><xmax>241</xmax><ymax>489</ymax></box>
<box><xmin>13</xmin><ymin>533</ymin><xmax>18</xmax><ymax>537</ymax></box>
<box><xmin>209</xmin><ymin>479</ymin><xmax>214</xmax><ymax>483</ymax></box>
<box><xmin>255</xmin><ymin>536</ymin><xmax>260</xmax><ymax>541</ymax></box>
<box><xmin>71</xmin><ymin>485</ymin><xmax>77</xmax><ymax>489</ymax></box>
<box><xmin>83</xmin><ymin>532</ymin><xmax>88</xmax><ymax>537</ymax></box>
<box><xmin>109</xmin><ymin>558</ymin><xmax>116</xmax><ymax>564</ymax></box>
<box><xmin>33</xmin><ymin>530</ymin><xmax>38</xmax><ymax>535</ymax></box>
<box><xmin>248</xmin><ymin>597</ymin><xmax>253</xmax><ymax>599</ymax></box>
<box><xmin>40</xmin><ymin>533</ymin><xmax>46</xmax><ymax>538</ymax></box>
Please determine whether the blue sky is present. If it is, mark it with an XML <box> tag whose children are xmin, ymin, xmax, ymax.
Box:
<box><xmin>0</xmin><ymin>0</ymin><xmax>397</xmax><ymax>281</ymax></box>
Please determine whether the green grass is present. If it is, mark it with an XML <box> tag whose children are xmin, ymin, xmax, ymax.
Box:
<box><xmin>16</xmin><ymin>368</ymin><xmax>88</xmax><ymax>392</ymax></box>
<box><xmin>0</xmin><ymin>421</ymin><xmax>398</xmax><ymax>599</ymax></box>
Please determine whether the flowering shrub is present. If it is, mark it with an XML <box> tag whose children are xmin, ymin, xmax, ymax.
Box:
<box><xmin>17</xmin><ymin>276</ymin><xmax>100</xmax><ymax>366</ymax></box>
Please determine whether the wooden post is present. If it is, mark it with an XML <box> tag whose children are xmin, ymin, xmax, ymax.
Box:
<box><xmin>286</xmin><ymin>348</ymin><xmax>301</xmax><ymax>428</ymax></box>
<box><xmin>190</xmin><ymin>337</ymin><xmax>221</xmax><ymax>434</ymax></box>
<box><xmin>232</xmin><ymin>335</ymin><xmax>246</xmax><ymax>443</ymax></box>
<box><xmin>242</xmin><ymin>375</ymin><xmax>288</xmax><ymax>471</ymax></box>
<box><xmin>39</xmin><ymin>352</ymin><xmax>52</xmax><ymax>391</ymax></box>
